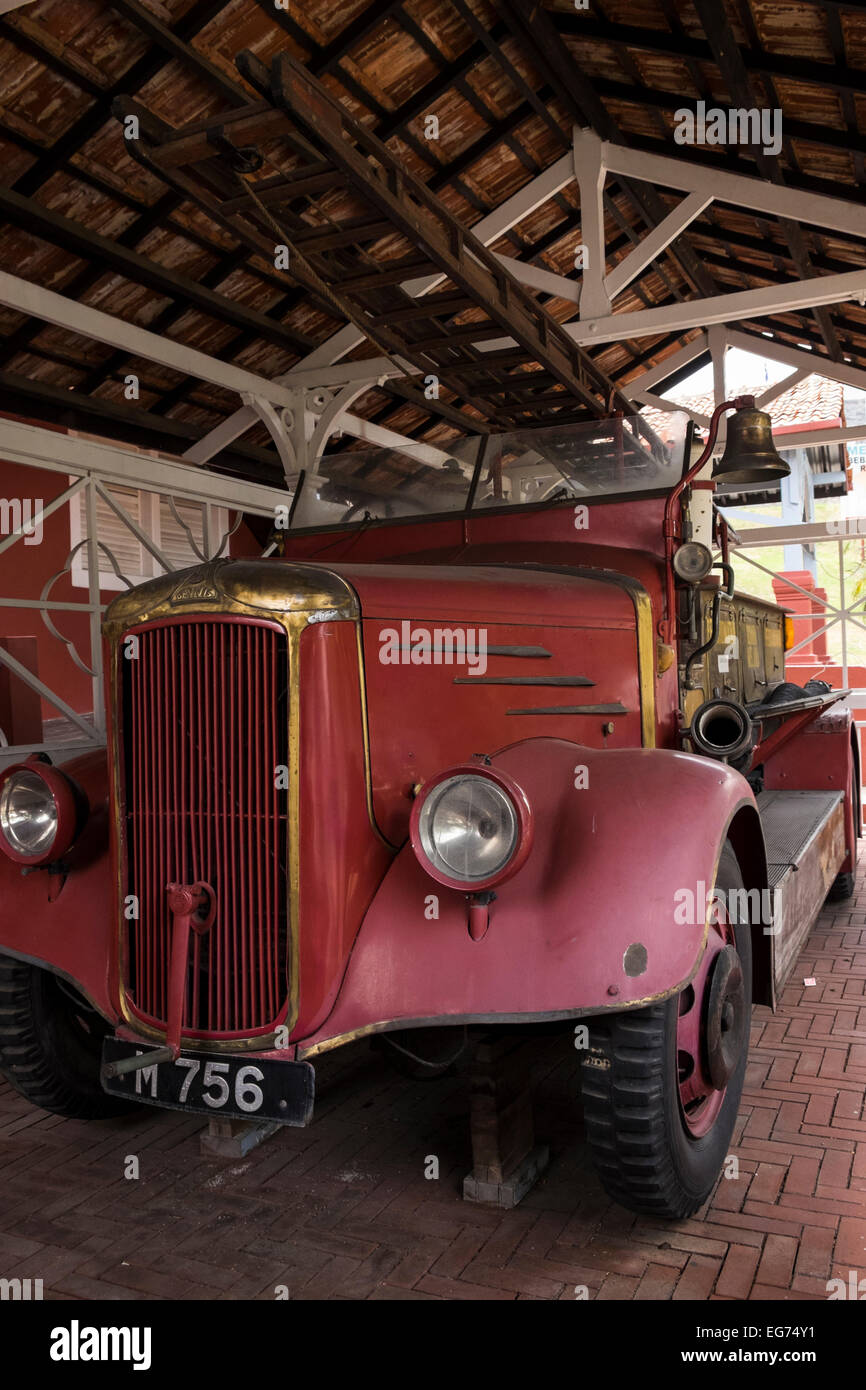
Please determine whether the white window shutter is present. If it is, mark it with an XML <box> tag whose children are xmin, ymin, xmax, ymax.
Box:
<box><xmin>71</xmin><ymin>485</ymin><xmax>228</xmax><ymax>590</ymax></box>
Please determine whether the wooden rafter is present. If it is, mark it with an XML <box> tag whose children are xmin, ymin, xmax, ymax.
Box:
<box><xmin>691</xmin><ymin>0</ymin><xmax>841</xmax><ymax>361</ymax></box>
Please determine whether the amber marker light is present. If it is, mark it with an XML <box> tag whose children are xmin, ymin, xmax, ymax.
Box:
<box><xmin>410</xmin><ymin>763</ymin><xmax>534</xmax><ymax>892</ymax></box>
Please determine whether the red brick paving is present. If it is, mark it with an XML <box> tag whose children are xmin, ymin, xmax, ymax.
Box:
<box><xmin>1</xmin><ymin>880</ymin><xmax>865</xmax><ymax>1301</ymax></box>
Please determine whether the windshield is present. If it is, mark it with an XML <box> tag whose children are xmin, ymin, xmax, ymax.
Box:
<box><xmin>289</xmin><ymin>411</ymin><xmax>689</xmax><ymax>530</ymax></box>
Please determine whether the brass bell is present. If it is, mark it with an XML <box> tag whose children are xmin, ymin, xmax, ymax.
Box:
<box><xmin>712</xmin><ymin>405</ymin><xmax>791</xmax><ymax>486</ymax></box>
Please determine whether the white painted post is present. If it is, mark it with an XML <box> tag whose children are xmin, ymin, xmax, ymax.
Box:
<box><xmin>571</xmin><ymin>129</ymin><xmax>611</xmax><ymax>323</ymax></box>
<box><xmin>85</xmin><ymin>477</ymin><xmax>104</xmax><ymax>737</ymax></box>
<box><xmin>840</xmin><ymin>539</ymin><xmax>849</xmax><ymax>689</ymax></box>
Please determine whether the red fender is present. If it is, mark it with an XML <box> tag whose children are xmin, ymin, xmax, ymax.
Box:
<box><xmin>296</xmin><ymin>737</ymin><xmax>768</xmax><ymax>1053</ymax></box>
<box><xmin>0</xmin><ymin>749</ymin><xmax>116</xmax><ymax>1019</ymax></box>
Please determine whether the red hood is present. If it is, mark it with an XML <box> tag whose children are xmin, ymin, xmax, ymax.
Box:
<box><xmin>285</xmin><ymin>560</ymin><xmax>636</xmax><ymax>629</ymax></box>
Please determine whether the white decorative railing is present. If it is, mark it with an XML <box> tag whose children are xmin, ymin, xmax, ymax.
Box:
<box><xmin>0</xmin><ymin>422</ymin><xmax>290</xmax><ymax>764</ymax></box>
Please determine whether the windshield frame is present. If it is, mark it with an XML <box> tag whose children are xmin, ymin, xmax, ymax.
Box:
<box><xmin>283</xmin><ymin>412</ymin><xmax>692</xmax><ymax>535</ymax></box>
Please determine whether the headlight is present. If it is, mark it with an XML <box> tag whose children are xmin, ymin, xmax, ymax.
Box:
<box><xmin>0</xmin><ymin>763</ymin><xmax>82</xmax><ymax>864</ymax></box>
<box><xmin>672</xmin><ymin>541</ymin><xmax>713</xmax><ymax>583</ymax></box>
<box><xmin>410</xmin><ymin>766</ymin><xmax>533</xmax><ymax>889</ymax></box>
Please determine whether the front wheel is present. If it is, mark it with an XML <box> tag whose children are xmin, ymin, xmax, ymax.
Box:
<box><xmin>0</xmin><ymin>956</ymin><xmax>138</xmax><ymax>1119</ymax></box>
<box><xmin>580</xmin><ymin>843</ymin><xmax>752</xmax><ymax>1218</ymax></box>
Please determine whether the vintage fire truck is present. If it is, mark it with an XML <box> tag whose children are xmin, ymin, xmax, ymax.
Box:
<box><xmin>0</xmin><ymin>400</ymin><xmax>858</xmax><ymax>1218</ymax></box>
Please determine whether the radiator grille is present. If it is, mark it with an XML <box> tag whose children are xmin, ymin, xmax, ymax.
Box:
<box><xmin>121</xmin><ymin>618</ymin><xmax>289</xmax><ymax>1037</ymax></box>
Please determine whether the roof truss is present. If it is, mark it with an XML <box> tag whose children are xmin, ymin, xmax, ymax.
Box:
<box><xmin>0</xmin><ymin>2</ymin><xmax>866</xmax><ymax>482</ymax></box>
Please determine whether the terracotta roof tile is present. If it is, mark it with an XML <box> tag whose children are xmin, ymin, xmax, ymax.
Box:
<box><xmin>668</xmin><ymin>374</ymin><xmax>843</xmax><ymax>429</ymax></box>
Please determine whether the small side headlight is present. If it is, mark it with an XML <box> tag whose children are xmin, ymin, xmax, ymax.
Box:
<box><xmin>0</xmin><ymin>763</ymin><xmax>82</xmax><ymax>865</ymax></box>
<box><xmin>672</xmin><ymin>541</ymin><xmax>713</xmax><ymax>583</ymax></box>
<box><xmin>410</xmin><ymin>765</ymin><xmax>533</xmax><ymax>890</ymax></box>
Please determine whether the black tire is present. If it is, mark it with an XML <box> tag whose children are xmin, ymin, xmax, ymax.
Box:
<box><xmin>761</xmin><ymin>681</ymin><xmax>805</xmax><ymax>705</ymax></box>
<box><xmin>828</xmin><ymin>754</ymin><xmax>860</xmax><ymax>902</ymax></box>
<box><xmin>0</xmin><ymin>956</ymin><xmax>137</xmax><ymax>1119</ymax></box>
<box><xmin>827</xmin><ymin>871</ymin><xmax>855</xmax><ymax>902</ymax></box>
<box><xmin>580</xmin><ymin>843</ymin><xmax>752</xmax><ymax>1218</ymax></box>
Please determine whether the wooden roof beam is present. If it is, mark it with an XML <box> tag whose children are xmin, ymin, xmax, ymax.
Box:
<box><xmin>0</xmin><ymin>369</ymin><xmax>281</xmax><ymax>482</ymax></box>
<box><xmin>0</xmin><ymin>185</ymin><xmax>315</xmax><ymax>356</ymax></box>
<box><xmin>553</xmin><ymin>11</ymin><xmax>866</xmax><ymax>99</ymax></box>
<box><xmin>691</xmin><ymin>0</ymin><xmax>841</xmax><ymax>360</ymax></box>
<box><xmin>586</xmin><ymin>74</ymin><xmax>866</xmax><ymax>163</ymax></box>
<box><xmin>0</xmin><ymin>0</ymin><xmax>237</xmax><ymax>375</ymax></box>
<box><xmin>109</xmin><ymin>0</ymin><xmax>251</xmax><ymax>102</ymax></box>
<box><xmin>13</xmin><ymin>0</ymin><xmax>229</xmax><ymax>198</ymax></box>
<box><xmin>0</xmin><ymin>14</ymin><xmax>104</xmax><ymax>97</ymax></box>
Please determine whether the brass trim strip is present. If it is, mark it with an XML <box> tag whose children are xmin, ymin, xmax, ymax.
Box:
<box><xmin>453</xmin><ymin>675</ymin><xmax>594</xmax><ymax>687</ymax></box>
<box><xmin>354</xmin><ymin>620</ymin><xmax>401</xmax><ymax>852</ymax></box>
<box><xmin>486</xmin><ymin>645</ymin><xmax>552</xmax><ymax>658</ymax></box>
<box><xmin>105</xmin><ymin>558</ymin><xmax>362</xmax><ymax>1054</ymax></box>
<box><xmin>286</xmin><ymin>621</ymin><xmax>302</xmax><ymax>1038</ymax></box>
<box><xmin>400</xmin><ymin>644</ymin><xmax>552</xmax><ymax>659</ymax></box>
<box><xmin>507</xmin><ymin>703</ymin><xmax>628</xmax><ymax>717</ymax></box>
<box><xmin>111</xmin><ymin>614</ymin><xmax>302</xmax><ymax>1053</ymax></box>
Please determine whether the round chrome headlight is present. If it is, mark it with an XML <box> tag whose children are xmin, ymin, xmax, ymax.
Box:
<box><xmin>0</xmin><ymin>768</ymin><xmax>59</xmax><ymax>860</ymax></box>
<box><xmin>411</xmin><ymin>768</ymin><xmax>533</xmax><ymax>889</ymax></box>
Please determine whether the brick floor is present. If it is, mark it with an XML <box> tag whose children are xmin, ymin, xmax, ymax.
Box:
<box><xmin>1</xmin><ymin>879</ymin><xmax>865</xmax><ymax>1301</ymax></box>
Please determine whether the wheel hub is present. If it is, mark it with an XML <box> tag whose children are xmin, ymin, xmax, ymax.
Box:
<box><xmin>676</xmin><ymin>892</ymin><xmax>747</xmax><ymax>1138</ymax></box>
<box><xmin>706</xmin><ymin>945</ymin><xmax>746</xmax><ymax>1090</ymax></box>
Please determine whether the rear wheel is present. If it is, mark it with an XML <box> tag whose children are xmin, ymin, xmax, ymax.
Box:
<box><xmin>827</xmin><ymin>871</ymin><xmax>855</xmax><ymax>902</ymax></box>
<box><xmin>580</xmin><ymin>843</ymin><xmax>752</xmax><ymax>1218</ymax></box>
<box><xmin>828</xmin><ymin>757</ymin><xmax>860</xmax><ymax>901</ymax></box>
<box><xmin>0</xmin><ymin>956</ymin><xmax>137</xmax><ymax>1119</ymax></box>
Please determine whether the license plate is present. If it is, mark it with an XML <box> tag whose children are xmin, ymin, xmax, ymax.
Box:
<box><xmin>101</xmin><ymin>1038</ymin><xmax>315</xmax><ymax>1126</ymax></box>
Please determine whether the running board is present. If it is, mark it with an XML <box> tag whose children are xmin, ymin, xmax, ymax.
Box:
<box><xmin>757</xmin><ymin>790</ymin><xmax>846</xmax><ymax>994</ymax></box>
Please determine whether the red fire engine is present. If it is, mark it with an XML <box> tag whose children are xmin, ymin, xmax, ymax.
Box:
<box><xmin>0</xmin><ymin>402</ymin><xmax>858</xmax><ymax>1217</ymax></box>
